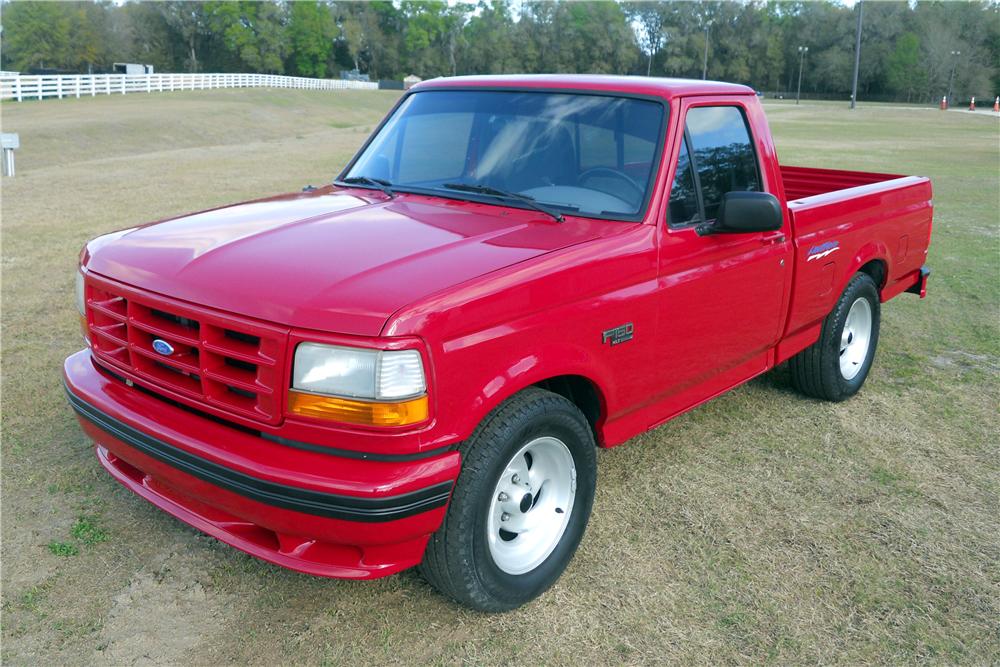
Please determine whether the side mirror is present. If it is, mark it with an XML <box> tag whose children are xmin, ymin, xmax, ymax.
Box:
<box><xmin>696</xmin><ymin>191</ymin><xmax>783</xmax><ymax>236</ymax></box>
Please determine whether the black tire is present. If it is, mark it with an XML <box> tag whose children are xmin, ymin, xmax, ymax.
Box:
<box><xmin>790</xmin><ymin>272</ymin><xmax>881</xmax><ymax>401</ymax></box>
<box><xmin>419</xmin><ymin>387</ymin><xmax>597</xmax><ymax>612</ymax></box>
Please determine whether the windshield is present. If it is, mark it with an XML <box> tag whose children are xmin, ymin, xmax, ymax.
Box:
<box><xmin>343</xmin><ymin>90</ymin><xmax>665</xmax><ymax>220</ymax></box>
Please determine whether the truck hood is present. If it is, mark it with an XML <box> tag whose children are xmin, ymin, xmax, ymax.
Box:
<box><xmin>85</xmin><ymin>188</ymin><xmax>606</xmax><ymax>336</ymax></box>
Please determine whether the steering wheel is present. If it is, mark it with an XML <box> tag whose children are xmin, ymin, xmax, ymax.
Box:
<box><xmin>578</xmin><ymin>167</ymin><xmax>645</xmax><ymax>205</ymax></box>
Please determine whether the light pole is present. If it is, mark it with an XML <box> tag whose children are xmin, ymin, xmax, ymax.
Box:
<box><xmin>702</xmin><ymin>23</ymin><xmax>711</xmax><ymax>80</ymax></box>
<box><xmin>947</xmin><ymin>50</ymin><xmax>961</xmax><ymax>106</ymax></box>
<box><xmin>796</xmin><ymin>46</ymin><xmax>808</xmax><ymax>105</ymax></box>
<box><xmin>849</xmin><ymin>0</ymin><xmax>863</xmax><ymax>110</ymax></box>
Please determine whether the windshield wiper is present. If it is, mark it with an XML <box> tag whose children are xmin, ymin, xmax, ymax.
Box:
<box><xmin>442</xmin><ymin>183</ymin><xmax>565</xmax><ymax>223</ymax></box>
<box><xmin>340</xmin><ymin>175</ymin><xmax>395</xmax><ymax>199</ymax></box>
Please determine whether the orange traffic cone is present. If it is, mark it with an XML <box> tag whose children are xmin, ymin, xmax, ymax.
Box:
<box><xmin>969</xmin><ymin>96</ymin><xmax>976</xmax><ymax>111</ymax></box>
<box><xmin>993</xmin><ymin>96</ymin><xmax>999</xmax><ymax>112</ymax></box>
<box><xmin>940</xmin><ymin>96</ymin><xmax>948</xmax><ymax>110</ymax></box>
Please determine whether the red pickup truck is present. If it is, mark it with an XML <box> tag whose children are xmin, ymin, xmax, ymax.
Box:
<box><xmin>65</xmin><ymin>75</ymin><xmax>932</xmax><ymax>611</ymax></box>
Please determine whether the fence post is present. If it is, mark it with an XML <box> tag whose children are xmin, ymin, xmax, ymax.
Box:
<box><xmin>15</xmin><ymin>76</ymin><xmax>22</xmax><ymax>102</ymax></box>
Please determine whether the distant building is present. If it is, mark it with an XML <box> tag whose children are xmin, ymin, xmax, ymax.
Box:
<box><xmin>341</xmin><ymin>69</ymin><xmax>371</xmax><ymax>82</ymax></box>
<box><xmin>403</xmin><ymin>75</ymin><xmax>422</xmax><ymax>90</ymax></box>
<box><xmin>113</xmin><ymin>63</ymin><xmax>154</xmax><ymax>75</ymax></box>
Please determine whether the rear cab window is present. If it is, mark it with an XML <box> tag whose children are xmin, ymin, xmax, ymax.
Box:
<box><xmin>668</xmin><ymin>105</ymin><xmax>762</xmax><ymax>226</ymax></box>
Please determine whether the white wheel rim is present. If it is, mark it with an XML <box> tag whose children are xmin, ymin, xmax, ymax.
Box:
<box><xmin>839</xmin><ymin>297</ymin><xmax>872</xmax><ymax>380</ymax></box>
<box><xmin>486</xmin><ymin>436</ymin><xmax>577</xmax><ymax>575</ymax></box>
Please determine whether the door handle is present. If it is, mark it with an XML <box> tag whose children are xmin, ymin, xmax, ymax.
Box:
<box><xmin>761</xmin><ymin>232</ymin><xmax>785</xmax><ymax>245</ymax></box>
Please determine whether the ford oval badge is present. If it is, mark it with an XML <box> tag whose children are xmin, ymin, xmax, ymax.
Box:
<box><xmin>152</xmin><ymin>338</ymin><xmax>175</xmax><ymax>356</ymax></box>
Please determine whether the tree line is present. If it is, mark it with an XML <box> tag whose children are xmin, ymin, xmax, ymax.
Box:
<box><xmin>1</xmin><ymin>1</ymin><xmax>997</xmax><ymax>103</ymax></box>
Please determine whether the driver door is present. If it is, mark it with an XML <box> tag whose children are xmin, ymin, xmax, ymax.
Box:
<box><xmin>653</xmin><ymin>97</ymin><xmax>792</xmax><ymax>413</ymax></box>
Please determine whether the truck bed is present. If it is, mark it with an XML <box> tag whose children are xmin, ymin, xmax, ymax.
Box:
<box><xmin>780</xmin><ymin>165</ymin><xmax>910</xmax><ymax>201</ymax></box>
<box><xmin>777</xmin><ymin>165</ymin><xmax>933</xmax><ymax>362</ymax></box>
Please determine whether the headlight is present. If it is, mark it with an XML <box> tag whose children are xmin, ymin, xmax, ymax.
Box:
<box><xmin>288</xmin><ymin>343</ymin><xmax>428</xmax><ymax>426</ymax></box>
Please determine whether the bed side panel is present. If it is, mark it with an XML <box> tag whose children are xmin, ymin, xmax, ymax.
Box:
<box><xmin>783</xmin><ymin>176</ymin><xmax>932</xmax><ymax>342</ymax></box>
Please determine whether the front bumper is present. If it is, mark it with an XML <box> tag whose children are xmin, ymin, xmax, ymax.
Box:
<box><xmin>64</xmin><ymin>350</ymin><xmax>460</xmax><ymax>579</ymax></box>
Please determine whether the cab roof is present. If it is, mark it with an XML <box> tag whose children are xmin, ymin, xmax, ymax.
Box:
<box><xmin>413</xmin><ymin>74</ymin><xmax>755</xmax><ymax>99</ymax></box>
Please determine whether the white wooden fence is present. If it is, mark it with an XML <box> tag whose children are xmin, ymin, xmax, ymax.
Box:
<box><xmin>0</xmin><ymin>72</ymin><xmax>378</xmax><ymax>102</ymax></box>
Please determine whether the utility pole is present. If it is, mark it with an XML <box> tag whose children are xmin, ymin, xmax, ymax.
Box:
<box><xmin>702</xmin><ymin>23</ymin><xmax>710</xmax><ymax>80</ymax></box>
<box><xmin>947</xmin><ymin>50</ymin><xmax>961</xmax><ymax>106</ymax></box>
<box><xmin>796</xmin><ymin>46</ymin><xmax>808</xmax><ymax>105</ymax></box>
<box><xmin>849</xmin><ymin>0</ymin><xmax>864</xmax><ymax>109</ymax></box>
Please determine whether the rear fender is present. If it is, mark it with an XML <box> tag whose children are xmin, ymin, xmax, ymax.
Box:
<box><xmin>840</xmin><ymin>241</ymin><xmax>889</xmax><ymax>296</ymax></box>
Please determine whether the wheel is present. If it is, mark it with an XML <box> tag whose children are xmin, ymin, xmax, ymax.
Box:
<box><xmin>419</xmin><ymin>387</ymin><xmax>597</xmax><ymax>612</ymax></box>
<box><xmin>789</xmin><ymin>272</ymin><xmax>881</xmax><ymax>401</ymax></box>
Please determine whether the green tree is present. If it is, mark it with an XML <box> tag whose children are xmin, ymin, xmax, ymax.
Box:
<box><xmin>1</xmin><ymin>1</ymin><xmax>72</xmax><ymax>71</ymax></box>
<box><xmin>623</xmin><ymin>2</ymin><xmax>669</xmax><ymax>76</ymax></box>
<box><xmin>115</xmin><ymin>1</ymin><xmax>181</xmax><ymax>72</ymax></box>
<box><xmin>886</xmin><ymin>32</ymin><xmax>926</xmax><ymax>102</ymax></box>
<box><xmin>520</xmin><ymin>1</ymin><xmax>637</xmax><ymax>75</ymax></box>
<box><xmin>400</xmin><ymin>1</ymin><xmax>452</xmax><ymax>77</ymax></box>
<box><xmin>460</xmin><ymin>1</ymin><xmax>518</xmax><ymax>75</ymax></box>
<box><xmin>339</xmin><ymin>12</ymin><xmax>364</xmax><ymax>72</ymax></box>
<box><xmin>159</xmin><ymin>1</ymin><xmax>210</xmax><ymax>72</ymax></box>
<box><xmin>206</xmin><ymin>1</ymin><xmax>288</xmax><ymax>73</ymax></box>
<box><xmin>67</xmin><ymin>2</ymin><xmax>113</xmax><ymax>73</ymax></box>
<box><xmin>288</xmin><ymin>0</ymin><xmax>335</xmax><ymax>77</ymax></box>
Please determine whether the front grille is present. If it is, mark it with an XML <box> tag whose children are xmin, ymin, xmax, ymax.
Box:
<box><xmin>84</xmin><ymin>275</ymin><xmax>287</xmax><ymax>424</ymax></box>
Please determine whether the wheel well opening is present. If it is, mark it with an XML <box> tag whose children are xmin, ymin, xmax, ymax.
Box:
<box><xmin>534</xmin><ymin>375</ymin><xmax>603</xmax><ymax>442</ymax></box>
<box><xmin>859</xmin><ymin>259</ymin><xmax>887</xmax><ymax>291</ymax></box>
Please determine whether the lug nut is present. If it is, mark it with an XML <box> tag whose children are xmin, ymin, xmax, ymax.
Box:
<box><xmin>512</xmin><ymin>474</ymin><xmax>520</xmax><ymax>484</ymax></box>
<box><xmin>497</xmin><ymin>492</ymin><xmax>509</xmax><ymax>502</ymax></box>
<box><xmin>501</xmin><ymin>512</ymin><xmax>510</xmax><ymax>522</ymax></box>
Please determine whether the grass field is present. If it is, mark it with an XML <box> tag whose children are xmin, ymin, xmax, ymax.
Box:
<box><xmin>2</xmin><ymin>89</ymin><xmax>998</xmax><ymax>665</ymax></box>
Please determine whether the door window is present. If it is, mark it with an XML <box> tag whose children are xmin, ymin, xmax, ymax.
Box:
<box><xmin>667</xmin><ymin>105</ymin><xmax>762</xmax><ymax>225</ymax></box>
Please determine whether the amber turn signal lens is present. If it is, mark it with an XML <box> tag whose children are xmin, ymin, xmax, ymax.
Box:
<box><xmin>80</xmin><ymin>314</ymin><xmax>90</xmax><ymax>343</ymax></box>
<box><xmin>288</xmin><ymin>391</ymin><xmax>429</xmax><ymax>426</ymax></box>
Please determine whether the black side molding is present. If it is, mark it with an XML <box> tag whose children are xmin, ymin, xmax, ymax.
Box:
<box><xmin>260</xmin><ymin>433</ymin><xmax>457</xmax><ymax>463</ymax></box>
<box><xmin>65</xmin><ymin>387</ymin><xmax>453</xmax><ymax>523</ymax></box>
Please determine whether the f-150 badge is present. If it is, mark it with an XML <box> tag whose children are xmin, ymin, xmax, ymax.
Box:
<box><xmin>602</xmin><ymin>323</ymin><xmax>634</xmax><ymax>346</ymax></box>
<box><xmin>807</xmin><ymin>241</ymin><xmax>840</xmax><ymax>261</ymax></box>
